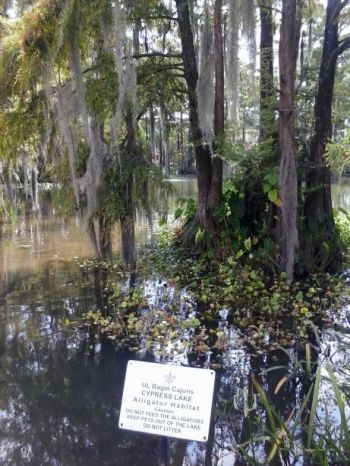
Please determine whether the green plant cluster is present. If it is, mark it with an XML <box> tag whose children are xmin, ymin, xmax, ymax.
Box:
<box><xmin>74</xmin><ymin>228</ymin><xmax>340</xmax><ymax>361</ymax></box>
<box><xmin>138</xmin><ymin>229</ymin><xmax>346</xmax><ymax>351</ymax></box>
<box><xmin>238</xmin><ymin>363</ymin><xmax>350</xmax><ymax>465</ymax></box>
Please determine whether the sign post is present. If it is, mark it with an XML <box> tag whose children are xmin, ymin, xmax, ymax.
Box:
<box><xmin>119</xmin><ymin>360</ymin><xmax>216</xmax><ymax>453</ymax></box>
<box><xmin>160</xmin><ymin>436</ymin><xmax>168</xmax><ymax>466</ymax></box>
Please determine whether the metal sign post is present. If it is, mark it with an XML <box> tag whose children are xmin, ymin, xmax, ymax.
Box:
<box><xmin>160</xmin><ymin>436</ymin><xmax>168</xmax><ymax>466</ymax></box>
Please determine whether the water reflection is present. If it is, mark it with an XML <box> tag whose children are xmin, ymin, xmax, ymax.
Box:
<box><xmin>332</xmin><ymin>177</ymin><xmax>350</xmax><ymax>211</ymax></box>
<box><xmin>0</xmin><ymin>178</ymin><xmax>349</xmax><ymax>465</ymax></box>
<box><xmin>0</xmin><ymin>178</ymin><xmax>198</xmax><ymax>279</ymax></box>
<box><xmin>0</xmin><ymin>263</ymin><xmax>160</xmax><ymax>465</ymax></box>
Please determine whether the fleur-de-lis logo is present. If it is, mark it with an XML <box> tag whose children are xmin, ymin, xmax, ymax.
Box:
<box><xmin>164</xmin><ymin>372</ymin><xmax>176</xmax><ymax>384</ymax></box>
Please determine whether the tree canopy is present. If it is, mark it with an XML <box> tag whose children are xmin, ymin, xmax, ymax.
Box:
<box><xmin>0</xmin><ymin>0</ymin><xmax>349</xmax><ymax>279</ymax></box>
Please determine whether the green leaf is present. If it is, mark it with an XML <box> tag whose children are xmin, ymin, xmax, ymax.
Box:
<box><xmin>174</xmin><ymin>208</ymin><xmax>183</xmax><ymax>219</ymax></box>
<box><xmin>227</xmin><ymin>256</ymin><xmax>235</xmax><ymax>266</ymax></box>
<box><xmin>159</xmin><ymin>216</ymin><xmax>167</xmax><ymax>227</ymax></box>
<box><xmin>337</xmin><ymin>207</ymin><xmax>349</xmax><ymax>216</ymax></box>
<box><xmin>265</xmin><ymin>171</ymin><xmax>279</xmax><ymax>186</ymax></box>
<box><xmin>236</xmin><ymin>249</ymin><xmax>244</xmax><ymax>259</ymax></box>
<box><xmin>244</xmin><ymin>238</ymin><xmax>252</xmax><ymax>251</ymax></box>
<box><xmin>195</xmin><ymin>228</ymin><xmax>204</xmax><ymax>245</ymax></box>
<box><xmin>268</xmin><ymin>189</ymin><xmax>278</xmax><ymax>203</ymax></box>
<box><xmin>274</xmin><ymin>198</ymin><xmax>282</xmax><ymax>208</ymax></box>
<box><xmin>183</xmin><ymin>318</ymin><xmax>201</xmax><ymax>328</ymax></box>
<box><xmin>321</xmin><ymin>241</ymin><xmax>329</xmax><ymax>253</ymax></box>
<box><xmin>326</xmin><ymin>364</ymin><xmax>350</xmax><ymax>457</ymax></box>
<box><xmin>307</xmin><ymin>364</ymin><xmax>321</xmax><ymax>449</ymax></box>
<box><xmin>263</xmin><ymin>183</ymin><xmax>271</xmax><ymax>193</ymax></box>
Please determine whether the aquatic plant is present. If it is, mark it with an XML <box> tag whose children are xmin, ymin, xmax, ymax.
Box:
<box><xmin>238</xmin><ymin>364</ymin><xmax>350</xmax><ymax>465</ymax></box>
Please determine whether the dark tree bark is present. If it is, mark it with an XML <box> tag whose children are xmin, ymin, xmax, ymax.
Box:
<box><xmin>175</xmin><ymin>0</ymin><xmax>224</xmax><ymax>247</ymax></box>
<box><xmin>277</xmin><ymin>0</ymin><xmax>299</xmax><ymax>280</ymax></box>
<box><xmin>179</xmin><ymin>110</ymin><xmax>184</xmax><ymax>170</ymax></box>
<box><xmin>208</xmin><ymin>0</ymin><xmax>224</xmax><ymax>210</ymax></box>
<box><xmin>161</xmin><ymin>104</ymin><xmax>170</xmax><ymax>177</ymax></box>
<box><xmin>307</xmin><ymin>19</ymin><xmax>313</xmax><ymax>65</ymax></box>
<box><xmin>158</xmin><ymin>116</ymin><xmax>164</xmax><ymax>168</ymax></box>
<box><xmin>88</xmin><ymin>219</ymin><xmax>100</xmax><ymax>259</ymax></box>
<box><xmin>259</xmin><ymin>0</ymin><xmax>275</xmax><ymax>141</ymax></box>
<box><xmin>175</xmin><ymin>0</ymin><xmax>212</xmax><ymax>229</ymax></box>
<box><xmin>120</xmin><ymin>213</ymin><xmax>135</xmax><ymax>269</ymax></box>
<box><xmin>149</xmin><ymin>106</ymin><xmax>156</xmax><ymax>162</ymax></box>
<box><xmin>98</xmin><ymin>216</ymin><xmax>112</xmax><ymax>260</ymax></box>
<box><xmin>120</xmin><ymin>109</ymin><xmax>136</xmax><ymax>271</ymax></box>
<box><xmin>303</xmin><ymin>0</ymin><xmax>350</xmax><ymax>272</ymax></box>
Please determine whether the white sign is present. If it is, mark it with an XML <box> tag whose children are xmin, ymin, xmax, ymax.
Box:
<box><xmin>118</xmin><ymin>360</ymin><xmax>215</xmax><ymax>442</ymax></box>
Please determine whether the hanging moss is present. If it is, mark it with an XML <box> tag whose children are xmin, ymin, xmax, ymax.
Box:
<box><xmin>226</xmin><ymin>0</ymin><xmax>241</xmax><ymax>126</ymax></box>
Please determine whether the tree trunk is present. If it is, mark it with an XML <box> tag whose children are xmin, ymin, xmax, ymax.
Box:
<box><xmin>180</xmin><ymin>110</ymin><xmax>184</xmax><ymax>172</ymax></box>
<box><xmin>98</xmin><ymin>216</ymin><xmax>112</xmax><ymax>260</ymax></box>
<box><xmin>277</xmin><ymin>0</ymin><xmax>299</xmax><ymax>280</ymax></box>
<box><xmin>302</xmin><ymin>0</ymin><xmax>350</xmax><ymax>272</ymax></box>
<box><xmin>161</xmin><ymin>105</ymin><xmax>170</xmax><ymax>177</ymax></box>
<box><xmin>207</xmin><ymin>0</ymin><xmax>224</xmax><ymax>210</ymax></box>
<box><xmin>2</xmin><ymin>168</ymin><xmax>15</xmax><ymax>211</ymax></box>
<box><xmin>0</xmin><ymin>189</ymin><xmax>4</xmax><ymax>225</ymax></box>
<box><xmin>120</xmin><ymin>109</ymin><xmax>137</xmax><ymax>271</ymax></box>
<box><xmin>187</xmin><ymin>125</ymin><xmax>194</xmax><ymax>172</ymax></box>
<box><xmin>31</xmin><ymin>167</ymin><xmax>40</xmax><ymax>212</ymax></box>
<box><xmin>259</xmin><ymin>0</ymin><xmax>275</xmax><ymax>141</ymax></box>
<box><xmin>88</xmin><ymin>219</ymin><xmax>101</xmax><ymax>259</ymax></box>
<box><xmin>307</xmin><ymin>19</ymin><xmax>313</xmax><ymax>65</ymax></box>
<box><xmin>120</xmin><ymin>214</ymin><xmax>136</xmax><ymax>270</ymax></box>
<box><xmin>159</xmin><ymin>116</ymin><xmax>164</xmax><ymax>168</ymax></box>
<box><xmin>175</xmin><ymin>0</ymin><xmax>212</xmax><ymax>231</ymax></box>
<box><xmin>176</xmin><ymin>0</ymin><xmax>224</xmax><ymax>246</ymax></box>
<box><xmin>150</xmin><ymin>106</ymin><xmax>156</xmax><ymax>163</ymax></box>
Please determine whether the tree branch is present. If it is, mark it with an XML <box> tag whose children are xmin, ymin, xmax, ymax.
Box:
<box><xmin>129</xmin><ymin>52</ymin><xmax>182</xmax><ymax>60</ymax></box>
<box><xmin>330</xmin><ymin>0</ymin><xmax>349</xmax><ymax>23</ymax></box>
<box><xmin>257</xmin><ymin>3</ymin><xmax>283</xmax><ymax>14</ymax></box>
<box><xmin>340</xmin><ymin>0</ymin><xmax>350</xmax><ymax>11</ymax></box>
<box><xmin>335</xmin><ymin>36</ymin><xmax>350</xmax><ymax>57</ymax></box>
<box><xmin>133</xmin><ymin>15</ymin><xmax>178</xmax><ymax>22</ymax></box>
<box><xmin>141</xmin><ymin>63</ymin><xmax>184</xmax><ymax>73</ymax></box>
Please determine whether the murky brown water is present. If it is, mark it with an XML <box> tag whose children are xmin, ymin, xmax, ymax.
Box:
<box><xmin>0</xmin><ymin>178</ymin><xmax>197</xmax><ymax>279</ymax></box>
<box><xmin>0</xmin><ymin>177</ymin><xmax>349</xmax><ymax>466</ymax></box>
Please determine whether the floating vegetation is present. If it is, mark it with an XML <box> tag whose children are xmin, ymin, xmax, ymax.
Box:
<box><xmin>66</xmin><ymin>229</ymin><xmax>348</xmax><ymax>370</ymax></box>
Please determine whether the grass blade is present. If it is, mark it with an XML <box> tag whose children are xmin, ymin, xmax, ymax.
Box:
<box><xmin>307</xmin><ymin>364</ymin><xmax>322</xmax><ymax>449</ymax></box>
<box><xmin>326</xmin><ymin>364</ymin><xmax>350</xmax><ymax>458</ymax></box>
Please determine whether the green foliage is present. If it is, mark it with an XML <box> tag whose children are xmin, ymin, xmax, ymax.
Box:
<box><xmin>96</xmin><ymin>152</ymin><xmax>172</xmax><ymax>229</ymax></box>
<box><xmin>334</xmin><ymin>207</ymin><xmax>350</xmax><ymax>249</ymax></box>
<box><xmin>221</xmin><ymin>182</ymin><xmax>245</xmax><ymax>231</ymax></box>
<box><xmin>262</xmin><ymin>168</ymin><xmax>281</xmax><ymax>207</ymax></box>
<box><xmin>74</xmin><ymin>139</ymin><xmax>90</xmax><ymax>177</ymax></box>
<box><xmin>49</xmin><ymin>172</ymin><xmax>78</xmax><ymax>217</ymax></box>
<box><xmin>174</xmin><ymin>197</ymin><xmax>196</xmax><ymax>220</ymax></box>
<box><xmin>325</xmin><ymin>133</ymin><xmax>350</xmax><ymax>174</ymax></box>
<box><xmin>299</xmin><ymin>209</ymin><xmax>346</xmax><ymax>273</ymax></box>
<box><xmin>217</xmin><ymin>139</ymin><xmax>279</xmax><ymax>260</ymax></box>
<box><xmin>239</xmin><ymin>363</ymin><xmax>350</xmax><ymax>465</ymax></box>
<box><xmin>139</xmin><ymin>233</ymin><xmax>345</xmax><ymax>350</ymax></box>
<box><xmin>85</xmin><ymin>50</ymin><xmax>118</xmax><ymax>120</ymax></box>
